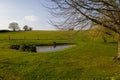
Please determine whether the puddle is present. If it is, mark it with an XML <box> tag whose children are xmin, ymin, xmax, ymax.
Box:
<box><xmin>36</xmin><ymin>44</ymin><xmax>76</xmax><ymax>52</ymax></box>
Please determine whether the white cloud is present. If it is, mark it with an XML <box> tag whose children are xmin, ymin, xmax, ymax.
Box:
<box><xmin>24</xmin><ymin>15</ymin><xmax>38</xmax><ymax>22</ymax></box>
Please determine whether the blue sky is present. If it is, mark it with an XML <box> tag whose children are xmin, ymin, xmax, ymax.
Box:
<box><xmin>0</xmin><ymin>0</ymin><xmax>55</xmax><ymax>30</ymax></box>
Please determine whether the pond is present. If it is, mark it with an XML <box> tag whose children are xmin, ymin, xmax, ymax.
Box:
<box><xmin>36</xmin><ymin>44</ymin><xmax>76</xmax><ymax>52</ymax></box>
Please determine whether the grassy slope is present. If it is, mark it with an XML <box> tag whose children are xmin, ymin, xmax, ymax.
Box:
<box><xmin>0</xmin><ymin>31</ymin><xmax>119</xmax><ymax>80</ymax></box>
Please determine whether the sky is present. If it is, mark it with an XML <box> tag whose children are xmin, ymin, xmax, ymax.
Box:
<box><xmin>0</xmin><ymin>0</ymin><xmax>56</xmax><ymax>30</ymax></box>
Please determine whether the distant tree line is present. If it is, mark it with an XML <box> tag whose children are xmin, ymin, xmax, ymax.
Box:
<box><xmin>8</xmin><ymin>22</ymin><xmax>33</xmax><ymax>31</ymax></box>
<box><xmin>23</xmin><ymin>25</ymin><xmax>32</xmax><ymax>31</ymax></box>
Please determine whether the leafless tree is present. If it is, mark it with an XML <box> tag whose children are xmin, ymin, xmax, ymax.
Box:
<box><xmin>91</xmin><ymin>23</ymin><xmax>116</xmax><ymax>43</ymax></box>
<box><xmin>48</xmin><ymin>0</ymin><xmax>120</xmax><ymax>59</ymax></box>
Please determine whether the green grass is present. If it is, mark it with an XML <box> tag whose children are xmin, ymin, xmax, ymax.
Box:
<box><xmin>0</xmin><ymin>31</ymin><xmax>119</xmax><ymax>80</ymax></box>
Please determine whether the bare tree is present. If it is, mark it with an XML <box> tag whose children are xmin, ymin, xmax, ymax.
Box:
<box><xmin>9</xmin><ymin>22</ymin><xmax>20</xmax><ymax>31</ymax></box>
<box><xmin>91</xmin><ymin>23</ymin><xmax>116</xmax><ymax>43</ymax></box>
<box><xmin>48</xmin><ymin>0</ymin><xmax>120</xmax><ymax>59</ymax></box>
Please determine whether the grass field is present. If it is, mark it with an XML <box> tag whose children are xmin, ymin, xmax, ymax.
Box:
<box><xmin>0</xmin><ymin>31</ymin><xmax>119</xmax><ymax>80</ymax></box>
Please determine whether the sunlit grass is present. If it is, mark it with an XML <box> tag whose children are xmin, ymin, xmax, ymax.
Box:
<box><xmin>0</xmin><ymin>30</ymin><xmax>119</xmax><ymax>80</ymax></box>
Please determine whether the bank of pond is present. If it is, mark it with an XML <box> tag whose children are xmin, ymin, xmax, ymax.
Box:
<box><xmin>10</xmin><ymin>42</ymin><xmax>76</xmax><ymax>52</ymax></box>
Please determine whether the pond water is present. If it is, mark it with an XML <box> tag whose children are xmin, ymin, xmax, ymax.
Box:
<box><xmin>36</xmin><ymin>44</ymin><xmax>76</xmax><ymax>52</ymax></box>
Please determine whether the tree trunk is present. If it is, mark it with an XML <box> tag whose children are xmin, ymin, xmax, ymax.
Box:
<box><xmin>117</xmin><ymin>33</ymin><xmax>120</xmax><ymax>60</ymax></box>
<box><xmin>113</xmin><ymin>33</ymin><xmax>120</xmax><ymax>60</ymax></box>
<box><xmin>13</xmin><ymin>28</ymin><xmax>15</xmax><ymax>31</ymax></box>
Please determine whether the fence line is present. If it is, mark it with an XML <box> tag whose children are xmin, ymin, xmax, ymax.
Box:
<box><xmin>0</xmin><ymin>35</ymin><xmax>72</xmax><ymax>41</ymax></box>
<box><xmin>0</xmin><ymin>38</ymin><xmax>68</xmax><ymax>40</ymax></box>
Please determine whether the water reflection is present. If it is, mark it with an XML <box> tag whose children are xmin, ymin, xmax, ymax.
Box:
<box><xmin>36</xmin><ymin>44</ymin><xmax>75</xmax><ymax>52</ymax></box>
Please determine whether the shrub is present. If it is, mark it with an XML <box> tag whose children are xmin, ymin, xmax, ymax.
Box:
<box><xmin>19</xmin><ymin>44</ymin><xmax>36</xmax><ymax>52</ymax></box>
<box><xmin>19</xmin><ymin>44</ymin><xmax>28</xmax><ymax>51</ymax></box>
<box><xmin>28</xmin><ymin>45</ymin><xmax>36</xmax><ymax>52</ymax></box>
<box><xmin>10</xmin><ymin>45</ymin><xmax>20</xmax><ymax>50</ymax></box>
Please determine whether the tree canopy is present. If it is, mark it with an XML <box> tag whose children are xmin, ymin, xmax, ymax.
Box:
<box><xmin>23</xmin><ymin>25</ymin><xmax>29</xmax><ymax>31</ymax></box>
<box><xmin>9</xmin><ymin>22</ymin><xmax>20</xmax><ymax>31</ymax></box>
